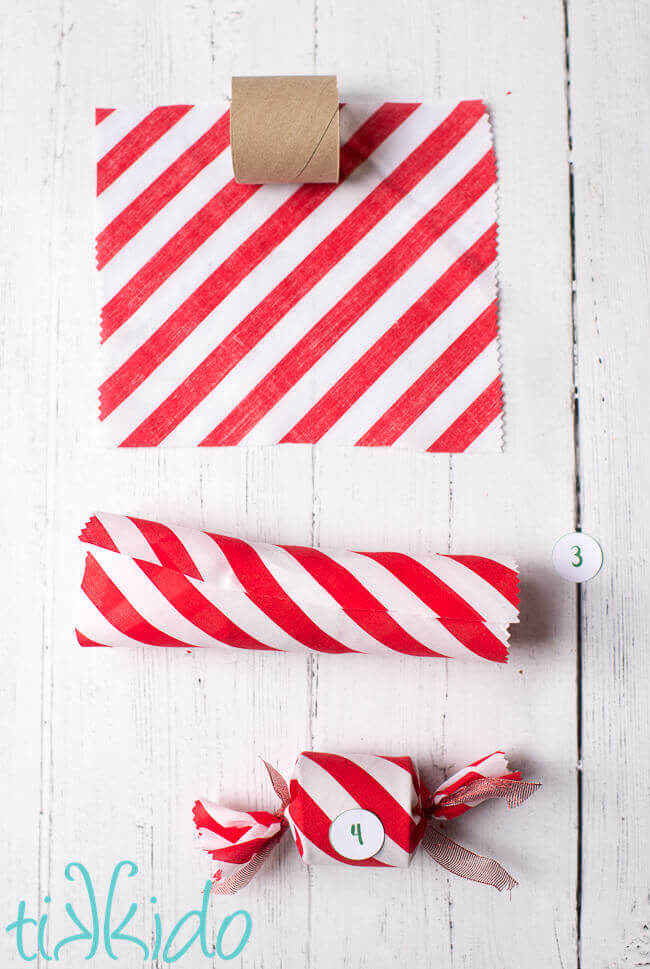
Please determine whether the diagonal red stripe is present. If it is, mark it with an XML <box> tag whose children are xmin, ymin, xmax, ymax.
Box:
<box><xmin>428</xmin><ymin>376</ymin><xmax>503</xmax><ymax>451</ymax></box>
<box><xmin>76</xmin><ymin>630</ymin><xmax>108</xmax><ymax>647</ymax></box>
<box><xmin>380</xmin><ymin>755</ymin><xmax>418</xmax><ymax>774</ymax></box>
<box><xmin>207</xmin><ymin>151</ymin><xmax>496</xmax><ymax>445</ymax></box>
<box><xmin>135</xmin><ymin>558</ymin><xmax>279</xmax><ymax>652</ymax></box>
<box><xmin>79</xmin><ymin>514</ymin><xmax>119</xmax><ymax>552</ymax></box>
<box><xmin>81</xmin><ymin>553</ymin><xmax>191</xmax><ymax>648</ymax></box>
<box><xmin>468</xmin><ymin>751</ymin><xmax>508</xmax><ymax>769</ymax></box>
<box><xmin>193</xmin><ymin>802</ymin><xmax>280</xmax><ymax>845</ymax></box>
<box><xmin>303</xmin><ymin>752</ymin><xmax>416</xmax><ymax>854</ymax></box>
<box><xmin>355</xmin><ymin>296</ymin><xmax>498</xmax><ymax>446</ymax></box>
<box><xmin>129</xmin><ymin>516</ymin><xmax>204</xmax><ymax>580</ymax></box>
<box><xmin>361</xmin><ymin>551</ymin><xmax>483</xmax><ymax>620</ymax></box>
<box><xmin>100</xmin><ymin>179</ymin><xmax>259</xmax><ymax>342</ymax></box>
<box><xmin>193</xmin><ymin>802</ymin><xmax>257</xmax><ymax>843</ymax></box>
<box><xmin>206</xmin><ymin>837</ymin><xmax>279</xmax><ymax>865</ymax></box>
<box><xmin>208</xmin><ymin>535</ymin><xmax>356</xmax><ymax>655</ymax></box>
<box><xmin>288</xmin><ymin>780</ymin><xmax>387</xmax><ymax>867</ymax></box>
<box><xmin>97</xmin><ymin>110</ymin><xmax>231</xmax><ymax>270</ymax></box>
<box><xmin>446</xmin><ymin>555</ymin><xmax>519</xmax><ymax>609</ymax></box>
<box><xmin>283</xmin><ymin>545</ymin><xmax>446</xmax><ymax>657</ymax></box>
<box><xmin>100</xmin><ymin>102</ymin><xmax>420</xmax><ymax>423</ymax></box>
<box><xmin>436</xmin><ymin>619</ymin><xmax>508</xmax><ymax>663</ymax></box>
<box><xmin>96</xmin><ymin>108</ymin><xmax>115</xmax><ymax>124</ymax></box>
<box><xmin>97</xmin><ymin>105</ymin><xmax>192</xmax><ymax>195</ymax></box>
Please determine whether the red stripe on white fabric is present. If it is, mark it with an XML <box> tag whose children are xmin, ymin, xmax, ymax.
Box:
<box><xmin>97</xmin><ymin>106</ymin><xmax>192</xmax><ymax>195</ymax></box>
<box><xmin>96</xmin><ymin>108</ymin><xmax>114</xmax><ymax>124</ymax></box>
<box><xmin>130</xmin><ymin>516</ymin><xmax>204</xmax><ymax>579</ymax></box>
<box><xmin>446</xmin><ymin>554</ymin><xmax>519</xmax><ymax>609</ymax></box>
<box><xmin>428</xmin><ymin>376</ymin><xmax>503</xmax><ymax>451</ymax></box>
<box><xmin>75</xmin><ymin>630</ymin><xmax>106</xmax><ymax>648</ymax></box>
<box><xmin>79</xmin><ymin>514</ymin><xmax>119</xmax><ymax>552</ymax></box>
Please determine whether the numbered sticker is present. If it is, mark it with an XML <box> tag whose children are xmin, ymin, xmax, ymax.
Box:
<box><xmin>552</xmin><ymin>532</ymin><xmax>603</xmax><ymax>582</ymax></box>
<box><xmin>328</xmin><ymin>809</ymin><xmax>385</xmax><ymax>860</ymax></box>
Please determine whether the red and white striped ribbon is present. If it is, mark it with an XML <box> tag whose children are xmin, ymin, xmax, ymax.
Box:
<box><xmin>95</xmin><ymin>101</ymin><xmax>502</xmax><ymax>450</ymax></box>
<box><xmin>193</xmin><ymin>751</ymin><xmax>540</xmax><ymax>894</ymax></box>
<box><xmin>76</xmin><ymin>512</ymin><xmax>519</xmax><ymax>662</ymax></box>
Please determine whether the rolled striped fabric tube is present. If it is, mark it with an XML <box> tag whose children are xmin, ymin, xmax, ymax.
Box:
<box><xmin>76</xmin><ymin>512</ymin><xmax>518</xmax><ymax>661</ymax></box>
<box><xmin>194</xmin><ymin>751</ymin><xmax>540</xmax><ymax>894</ymax></box>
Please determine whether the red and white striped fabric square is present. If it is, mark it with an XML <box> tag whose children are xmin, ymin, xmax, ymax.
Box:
<box><xmin>95</xmin><ymin>101</ymin><xmax>503</xmax><ymax>450</ymax></box>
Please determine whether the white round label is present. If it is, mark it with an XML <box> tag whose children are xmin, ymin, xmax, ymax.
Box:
<box><xmin>552</xmin><ymin>532</ymin><xmax>603</xmax><ymax>582</ymax></box>
<box><xmin>328</xmin><ymin>809</ymin><xmax>385</xmax><ymax>860</ymax></box>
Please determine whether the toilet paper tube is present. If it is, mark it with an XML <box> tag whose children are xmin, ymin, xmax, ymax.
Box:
<box><xmin>230</xmin><ymin>75</ymin><xmax>340</xmax><ymax>184</ymax></box>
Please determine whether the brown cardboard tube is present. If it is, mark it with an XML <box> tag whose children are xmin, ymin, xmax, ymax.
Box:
<box><xmin>230</xmin><ymin>75</ymin><xmax>340</xmax><ymax>184</ymax></box>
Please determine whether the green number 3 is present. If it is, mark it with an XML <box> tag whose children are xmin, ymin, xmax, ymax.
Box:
<box><xmin>571</xmin><ymin>545</ymin><xmax>583</xmax><ymax>568</ymax></box>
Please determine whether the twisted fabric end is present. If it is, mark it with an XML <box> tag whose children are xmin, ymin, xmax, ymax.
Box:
<box><xmin>422</xmin><ymin>764</ymin><xmax>541</xmax><ymax>891</ymax></box>
<box><xmin>195</xmin><ymin>760</ymin><xmax>291</xmax><ymax>896</ymax></box>
<box><xmin>430</xmin><ymin>776</ymin><xmax>541</xmax><ymax>816</ymax></box>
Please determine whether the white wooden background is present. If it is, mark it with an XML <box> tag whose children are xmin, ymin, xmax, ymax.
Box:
<box><xmin>1</xmin><ymin>1</ymin><xmax>648</xmax><ymax>966</ymax></box>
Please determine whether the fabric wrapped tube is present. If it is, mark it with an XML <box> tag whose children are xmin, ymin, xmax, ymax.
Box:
<box><xmin>194</xmin><ymin>751</ymin><xmax>540</xmax><ymax>894</ymax></box>
<box><xmin>76</xmin><ymin>512</ymin><xmax>519</xmax><ymax>662</ymax></box>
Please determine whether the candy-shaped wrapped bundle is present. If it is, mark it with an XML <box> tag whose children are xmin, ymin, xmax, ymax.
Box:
<box><xmin>194</xmin><ymin>751</ymin><xmax>540</xmax><ymax>894</ymax></box>
<box><xmin>77</xmin><ymin>512</ymin><xmax>519</xmax><ymax>662</ymax></box>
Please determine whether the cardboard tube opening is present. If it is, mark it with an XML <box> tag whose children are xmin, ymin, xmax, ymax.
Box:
<box><xmin>230</xmin><ymin>75</ymin><xmax>340</xmax><ymax>184</ymax></box>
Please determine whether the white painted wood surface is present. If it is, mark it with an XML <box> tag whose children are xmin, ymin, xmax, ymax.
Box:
<box><xmin>0</xmin><ymin>1</ymin><xmax>646</xmax><ymax>966</ymax></box>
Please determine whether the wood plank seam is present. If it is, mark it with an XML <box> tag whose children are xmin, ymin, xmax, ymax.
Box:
<box><xmin>563</xmin><ymin>3</ymin><xmax>583</xmax><ymax>967</ymax></box>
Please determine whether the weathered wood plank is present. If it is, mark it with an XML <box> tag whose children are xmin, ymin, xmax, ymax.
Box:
<box><xmin>0</xmin><ymin>0</ymin><xmax>64</xmax><ymax>955</ymax></box>
<box><xmin>568</xmin><ymin>1</ymin><xmax>650</xmax><ymax>966</ymax></box>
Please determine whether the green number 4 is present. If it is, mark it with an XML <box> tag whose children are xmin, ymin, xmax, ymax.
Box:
<box><xmin>351</xmin><ymin>823</ymin><xmax>364</xmax><ymax>845</ymax></box>
<box><xmin>571</xmin><ymin>545</ymin><xmax>583</xmax><ymax>568</ymax></box>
